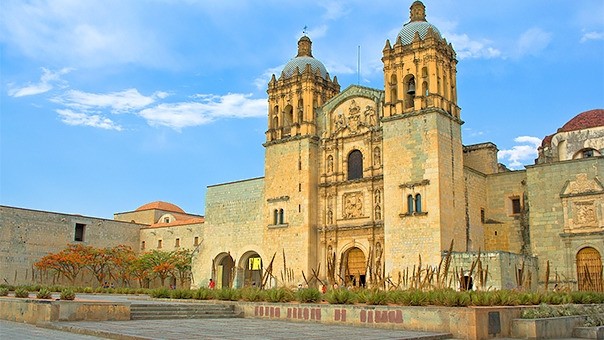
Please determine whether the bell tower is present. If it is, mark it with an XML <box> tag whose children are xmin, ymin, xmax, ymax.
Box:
<box><xmin>266</xmin><ymin>36</ymin><xmax>340</xmax><ymax>142</ymax></box>
<box><xmin>382</xmin><ymin>0</ymin><xmax>459</xmax><ymax>118</ymax></box>
<box><xmin>263</xmin><ymin>36</ymin><xmax>340</xmax><ymax>283</ymax></box>
<box><xmin>380</xmin><ymin>1</ymin><xmax>467</xmax><ymax>273</ymax></box>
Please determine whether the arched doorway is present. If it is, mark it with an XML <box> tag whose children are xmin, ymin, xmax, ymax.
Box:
<box><xmin>343</xmin><ymin>247</ymin><xmax>366</xmax><ymax>288</ymax></box>
<box><xmin>240</xmin><ymin>251</ymin><xmax>263</xmax><ymax>288</ymax></box>
<box><xmin>577</xmin><ymin>247</ymin><xmax>603</xmax><ymax>292</ymax></box>
<box><xmin>214</xmin><ymin>253</ymin><xmax>235</xmax><ymax>289</ymax></box>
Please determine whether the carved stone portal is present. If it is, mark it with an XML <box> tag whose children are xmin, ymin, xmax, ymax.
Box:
<box><xmin>343</xmin><ymin>192</ymin><xmax>363</xmax><ymax>219</ymax></box>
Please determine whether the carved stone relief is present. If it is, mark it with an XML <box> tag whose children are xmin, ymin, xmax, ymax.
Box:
<box><xmin>343</xmin><ymin>191</ymin><xmax>364</xmax><ymax>219</ymax></box>
<box><xmin>574</xmin><ymin>201</ymin><xmax>597</xmax><ymax>226</ymax></box>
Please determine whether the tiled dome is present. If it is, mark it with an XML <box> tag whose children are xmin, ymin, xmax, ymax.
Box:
<box><xmin>282</xmin><ymin>56</ymin><xmax>327</xmax><ymax>78</ymax></box>
<box><xmin>397</xmin><ymin>1</ymin><xmax>441</xmax><ymax>45</ymax></box>
<box><xmin>558</xmin><ymin>109</ymin><xmax>604</xmax><ymax>133</ymax></box>
<box><xmin>398</xmin><ymin>21</ymin><xmax>442</xmax><ymax>45</ymax></box>
<box><xmin>281</xmin><ymin>36</ymin><xmax>328</xmax><ymax>79</ymax></box>
<box><xmin>135</xmin><ymin>201</ymin><xmax>185</xmax><ymax>213</ymax></box>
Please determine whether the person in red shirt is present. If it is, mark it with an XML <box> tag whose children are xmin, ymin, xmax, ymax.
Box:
<box><xmin>208</xmin><ymin>279</ymin><xmax>216</xmax><ymax>289</ymax></box>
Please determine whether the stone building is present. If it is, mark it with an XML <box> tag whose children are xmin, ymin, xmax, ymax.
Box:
<box><xmin>192</xmin><ymin>1</ymin><xmax>603</xmax><ymax>291</ymax></box>
<box><xmin>0</xmin><ymin>201</ymin><xmax>203</xmax><ymax>287</ymax></box>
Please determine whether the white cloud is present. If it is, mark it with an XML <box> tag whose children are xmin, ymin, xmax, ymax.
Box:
<box><xmin>446</xmin><ymin>33</ymin><xmax>501</xmax><ymax>59</ymax></box>
<box><xmin>137</xmin><ymin>93</ymin><xmax>267</xmax><ymax>130</ymax></box>
<box><xmin>53</xmin><ymin>89</ymin><xmax>158</xmax><ymax>113</ymax></box>
<box><xmin>580</xmin><ymin>31</ymin><xmax>604</xmax><ymax>43</ymax></box>
<box><xmin>7</xmin><ymin>68</ymin><xmax>72</xmax><ymax>97</ymax></box>
<box><xmin>57</xmin><ymin>109</ymin><xmax>122</xmax><ymax>131</ymax></box>
<box><xmin>514</xmin><ymin>28</ymin><xmax>552</xmax><ymax>58</ymax></box>
<box><xmin>0</xmin><ymin>0</ymin><xmax>172</xmax><ymax>68</ymax></box>
<box><xmin>498</xmin><ymin>136</ymin><xmax>541</xmax><ymax>169</ymax></box>
<box><xmin>254</xmin><ymin>66</ymin><xmax>284</xmax><ymax>91</ymax></box>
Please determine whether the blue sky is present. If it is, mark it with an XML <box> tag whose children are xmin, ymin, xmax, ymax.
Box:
<box><xmin>1</xmin><ymin>0</ymin><xmax>603</xmax><ymax>218</ymax></box>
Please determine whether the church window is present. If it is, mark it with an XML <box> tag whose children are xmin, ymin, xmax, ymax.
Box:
<box><xmin>157</xmin><ymin>240</ymin><xmax>163</xmax><ymax>249</ymax></box>
<box><xmin>407</xmin><ymin>195</ymin><xmax>414</xmax><ymax>214</ymax></box>
<box><xmin>141</xmin><ymin>241</ymin><xmax>145</xmax><ymax>250</ymax></box>
<box><xmin>422</xmin><ymin>81</ymin><xmax>429</xmax><ymax>97</ymax></box>
<box><xmin>279</xmin><ymin>209</ymin><xmax>285</xmax><ymax>224</ymax></box>
<box><xmin>194</xmin><ymin>237</ymin><xmax>199</xmax><ymax>246</ymax></box>
<box><xmin>273</xmin><ymin>209</ymin><xmax>279</xmax><ymax>225</ymax></box>
<box><xmin>74</xmin><ymin>223</ymin><xmax>86</xmax><ymax>242</ymax></box>
<box><xmin>164</xmin><ymin>217</ymin><xmax>170</xmax><ymax>223</ymax></box>
<box><xmin>421</xmin><ymin>67</ymin><xmax>428</xmax><ymax>78</ymax></box>
<box><xmin>175</xmin><ymin>238</ymin><xmax>180</xmax><ymax>247</ymax></box>
<box><xmin>415</xmin><ymin>194</ymin><xmax>422</xmax><ymax>213</ymax></box>
<box><xmin>347</xmin><ymin>150</ymin><xmax>363</xmax><ymax>180</ymax></box>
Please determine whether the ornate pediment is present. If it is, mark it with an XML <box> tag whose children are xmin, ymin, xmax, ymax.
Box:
<box><xmin>560</xmin><ymin>174</ymin><xmax>604</xmax><ymax>197</ymax></box>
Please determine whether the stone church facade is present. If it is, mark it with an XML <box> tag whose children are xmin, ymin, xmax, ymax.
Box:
<box><xmin>193</xmin><ymin>1</ymin><xmax>603</xmax><ymax>291</ymax></box>
<box><xmin>1</xmin><ymin>1</ymin><xmax>602</xmax><ymax>292</ymax></box>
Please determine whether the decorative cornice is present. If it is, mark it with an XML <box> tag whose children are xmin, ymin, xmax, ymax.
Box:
<box><xmin>399</xmin><ymin>179</ymin><xmax>430</xmax><ymax>189</ymax></box>
<box><xmin>267</xmin><ymin>196</ymin><xmax>289</xmax><ymax>203</ymax></box>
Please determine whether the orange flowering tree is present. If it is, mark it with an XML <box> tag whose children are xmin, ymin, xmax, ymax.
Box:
<box><xmin>35</xmin><ymin>244</ymin><xmax>87</xmax><ymax>284</ymax></box>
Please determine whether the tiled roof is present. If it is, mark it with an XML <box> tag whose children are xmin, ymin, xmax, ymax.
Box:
<box><xmin>541</xmin><ymin>109</ymin><xmax>603</xmax><ymax>146</ymax></box>
<box><xmin>558</xmin><ymin>109</ymin><xmax>604</xmax><ymax>133</ymax></box>
<box><xmin>144</xmin><ymin>217</ymin><xmax>205</xmax><ymax>229</ymax></box>
<box><xmin>135</xmin><ymin>201</ymin><xmax>185</xmax><ymax>213</ymax></box>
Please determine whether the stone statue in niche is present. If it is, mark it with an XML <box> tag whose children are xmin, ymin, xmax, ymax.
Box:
<box><xmin>327</xmin><ymin>209</ymin><xmax>333</xmax><ymax>225</ymax></box>
<box><xmin>374</xmin><ymin>204</ymin><xmax>381</xmax><ymax>220</ymax></box>
<box><xmin>364</xmin><ymin>105</ymin><xmax>376</xmax><ymax>126</ymax></box>
<box><xmin>374</xmin><ymin>242</ymin><xmax>383</xmax><ymax>278</ymax></box>
<box><xmin>374</xmin><ymin>189</ymin><xmax>381</xmax><ymax>204</ymax></box>
<box><xmin>334</xmin><ymin>111</ymin><xmax>346</xmax><ymax>133</ymax></box>
<box><xmin>373</xmin><ymin>147</ymin><xmax>381</xmax><ymax>166</ymax></box>
<box><xmin>347</xmin><ymin>100</ymin><xmax>361</xmax><ymax>133</ymax></box>
<box><xmin>327</xmin><ymin>155</ymin><xmax>334</xmax><ymax>173</ymax></box>
<box><xmin>343</xmin><ymin>192</ymin><xmax>363</xmax><ymax>219</ymax></box>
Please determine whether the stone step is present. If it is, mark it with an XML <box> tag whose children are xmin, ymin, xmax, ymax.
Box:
<box><xmin>130</xmin><ymin>303</ymin><xmax>242</xmax><ymax>320</ymax></box>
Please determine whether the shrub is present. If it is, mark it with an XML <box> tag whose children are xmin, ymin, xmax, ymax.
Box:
<box><xmin>193</xmin><ymin>288</ymin><xmax>215</xmax><ymax>300</ymax></box>
<box><xmin>0</xmin><ymin>287</ymin><xmax>9</xmax><ymax>296</ymax></box>
<box><xmin>216</xmin><ymin>288</ymin><xmax>241</xmax><ymax>301</ymax></box>
<box><xmin>364</xmin><ymin>289</ymin><xmax>390</xmax><ymax>305</ymax></box>
<box><xmin>296</xmin><ymin>288</ymin><xmax>321</xmax><ymax>303</ymax></box>
<box><xmin>265</xmin><ymin>288</ymin><xmax>294</xmax><ymax>303</ymax></box>
<box><xmin>150</xmin><ymin>288</ymin><xmax>170</xmax><ymax>298</ymax></box>
<box><xmin>83</xmin><ymin>287</ymin><xmax>94</xmax><ymax>293</ymax></box>
<box><xmin>241</xmin><ymin>287</ymin><xmax>266</xmax><ymax>302</ymax></box>
<box><xmin>325</xmin><ymin>288</ymin><xmax>356</xmax><ymax>304</ymax></box>
<box><xmin>170</xmin><ymin>289</ymin><xmax>193</xmax><ymax>299</ymax></box>
<box><xmin>60</xmin><ymin>289</ymin><xmax>76</xmax><ymax>300</ymax></box>
<box><xmin>14</xmin><ymin>288</ymin><xmax>29</xmax><ymax>298</ymax></box>
<box><xmin>37</xmin><ymin>288</ymin><xmax>53</xmax><ymax>299</ymax></box>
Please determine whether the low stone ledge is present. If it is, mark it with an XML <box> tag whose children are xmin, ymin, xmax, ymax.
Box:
<box><xmin>232</xmin><ymin>302</ymin><xmax>523</xmax><ymax>340</ymax></box>
<box><xmin>0</xmin><ymin>297</ymin><xmax>130</xmax><ymax>324</ymax></box>
<box><xmin>511</xmin><ymin>315</ymin><xmax>586</xmax><ymax>339</ymax></box>
<box><xmin>573</xmin><ymin>325</ymin><xmax>604</xmax><ymax>339</ymax></box>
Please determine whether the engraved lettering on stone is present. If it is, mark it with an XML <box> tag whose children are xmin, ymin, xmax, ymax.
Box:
<box><xmin>343</xmin><ymin>192</ymin><xmax>363</xmax><ymax>219</ymax></box>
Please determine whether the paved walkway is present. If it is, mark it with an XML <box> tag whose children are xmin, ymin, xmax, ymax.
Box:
<box><xmin>3</xmin><ymin>319</ymin><xmax>452</xmax><ymax>340</ymax></box>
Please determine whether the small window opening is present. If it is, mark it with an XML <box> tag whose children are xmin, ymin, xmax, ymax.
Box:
<box><xmin>511</xmin><ymin>197</ymin><xmax>522</xmax><ymax>214</ymax></box>
<box><xmin>164</xmin><ymin>217</ymin><xmax>170</xmax><ymax>223</ymax></box>
<box><xmin>298</xmin><ymin>204</ymin><xmax>301</xmax><ymax>213</ymax></box>
<box><xmin>407</xmin><ymin>195</ymin><xmax>414</xmax><ymax>214</ymax></box>
<box><xmin>494</xmin><ymin>231</ymin><xmax>498</xmax><ymax>236</ymax></box>
<box><xmin>279</xmin><ymin>209</ymin><xmax>285</xmax><ymax>224</ymax></box>
<box><xmin>74</xmin><ymin>223</ymin><xmax>86</xmax><ymax>242</ymax></box>
<box><xmin>141</xmin><ymin>241</ymin><xmax>146</xmax><ymax>250</ymax></box>
<box><xmin>299</xmin><ymin>183</ymin><xmax>301</xmax><ymax>192</ymax></box>
<box><xmin>273</xmin><ymin>209</ymin><xmax>279</xmax><ymax>225</ymax></box>
<box><xmin>158</xmin><ymin>240</ymin><xmax>163</xmax><ymax>249</ymax></box>
<box><xmin>175</xmin><ymin>238</ymin><xmax>180</xmax><ymax>247</ymax></box>
<box><xmin>415</xmin><ymin>194</ymin><xmax>422</xmax><ymax>213</ymax></box>
<box><xmin>480</xmin><ymin>209</ymin><xmax>485</xmax><ymax>223</ymax></box>
<box><xmin>194</xmin><ymin>236</ymin><xmax>199</xmax><ymax>246</ymax></box>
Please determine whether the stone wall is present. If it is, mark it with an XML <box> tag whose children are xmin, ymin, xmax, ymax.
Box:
<box><xmin>0</xmin><ymin>206</ymin><xmax>141</xmax><ymax>286</ymax></box>
<box><xmin>193</xmin><ymin>177</ymin><xmax>265</xmax><ymax>288</ymax></box>
<box><xmin>525</xmin><ymin>157</ymin><xmax>603</xmax><ymax>289</ymax></box>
